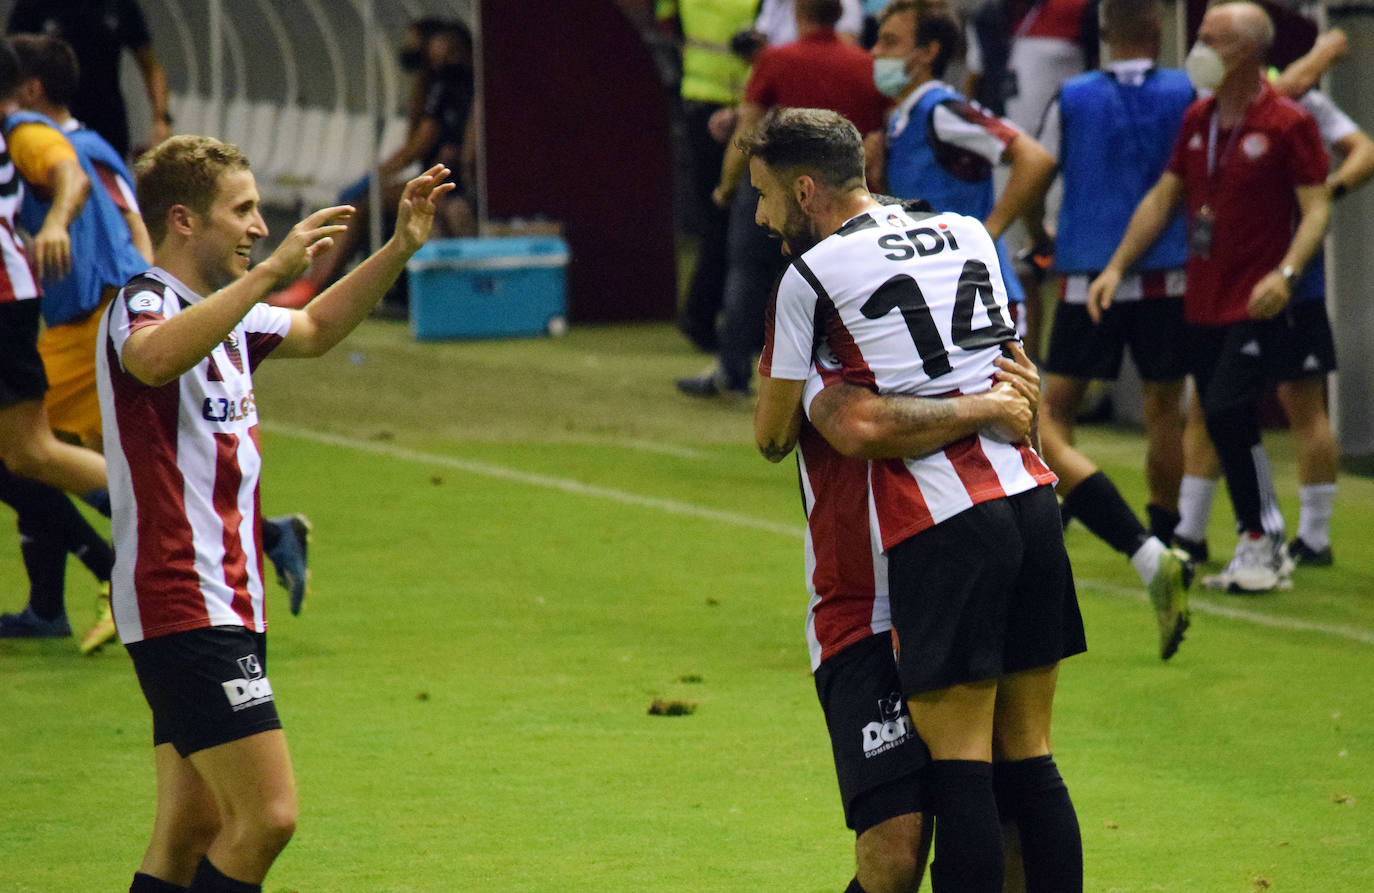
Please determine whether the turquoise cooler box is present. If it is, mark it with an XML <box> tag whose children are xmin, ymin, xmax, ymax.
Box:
<box><xmin>406</xmin><ymin>236</ymin><xmax>569</xmax><ymax>340</ymax></box>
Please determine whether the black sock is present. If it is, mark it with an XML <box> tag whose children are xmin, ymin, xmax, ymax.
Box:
<box><xmin>843</xmin><ymin>879</ymin><xmax>869</xmax><ymax>893</ymax></box>
<box><xmin>927</xmin><ymin>760</ymin><xmax>1003</xmax><ymax>893</ymax></box>
<box><xmin>130</xmin><ymin>872</ymin><xmax>189</xmax><ymax>892</ymax></box>
<box><xmin>1060</xmin><ymin>471</ymin><xmax>1150</xmax><ymax>557</ymax></box>
<box><xmin>994</xmin><ymin>755</ymin><xmax>1083</xmax><ymax>893</ymax></box>
<box><xmin>1202</xmin><ymin>400</ymin><xmax>1265</xmax><ymax>533</ymax></box>
<box><xmin>1146</xmin><ymin>504</ymin><xmax>1181</xmax><ymax>547</ymax></box>
<box><xmin>18</xmin><ymin>525</ymin><xmax>67</xmax><ymax>620</ymax></box>
<box><xmin>188</xmin><ymin>857</ymin><xmax>260</xmax><ymax>893</ymax></box>
<box><xmin>261</xmin><ymin>518</ymin><xmax>281</xmax><ymax>553</ymax></box>
<box><xmin>49</xmin><ymin>492</ymin><xmax>114</xmax><ymax>581</ymax></box>
<box><xmin>72</xmin><ymin>535</ymin><xmax>115</xmax><ymax>583</ymax></box>
<box><xmin>0</xmin><ymin>466</ymin><xmax>80</xmax><ymax>619</ymax></box>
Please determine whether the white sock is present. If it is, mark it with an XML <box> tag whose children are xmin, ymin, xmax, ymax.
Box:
<box><xmin>1130</xmin><ymin>536</ymin><xmax>1167</xmax><ymax>586</ymax></box>
<box><xmin>1296</xmin><ymin>482</ymin><xmax>1337</xmax><ymax>551</ymax></box>
<box><xmin>1174</xmin><ymin>475</ymin><xmax>1218</xmax><ymax>543</ymax></box>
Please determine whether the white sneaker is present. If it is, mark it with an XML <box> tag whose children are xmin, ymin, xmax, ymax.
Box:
<box><xmin>1275</xmin><ymin>541</ymin><xmax>1295</xmax><ymax>585</ymax></box>
<box><xmin>1202</xmin><ymin>534</ymin><xmax>1291</xmax><ymax>593</ymax></box>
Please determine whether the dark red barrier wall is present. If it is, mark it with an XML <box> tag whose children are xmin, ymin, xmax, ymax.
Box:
<box><xmin>480</xmin><ymin>0</ymin><xmax>677</xmax><ymax>322</ymax></box>
<box><xmin>1184</xmin><ymin>0</ymin><xmax>1317</xmax><ymax>69</ymax></box>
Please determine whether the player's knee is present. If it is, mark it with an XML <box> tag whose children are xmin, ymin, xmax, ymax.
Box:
<box><xmin>1276</xmin><ymin>389</ymin><xmax>1328</xmax><ymax>435</ymax></box>
<box><xmin>258</xmin><ymin>797</ymin><xmax>298</xmax><ymax>852</ymax></box>
<box><xmin>856</xmin><ymin>812</ymin><xmax>925</xmax><ymax>893</ymax></box>
<box><xmin>1200</xmin><ymin>398</ymin><xmax>1252</xmax><ymax>442</ymax></box>
<box><xmin>176</xmin><ymin>810</ymin><xmax>221</xmax><ymax>857</ymax></box>
<box><xmin>227</xmin><ymin>794</ymin><xmax>296</xmax><ymax>859</ymax></box>
<box><xmin>1041</xmin><ymin>391</ymin><xmax>1078</xmax><ymax>430</ymax></box>
<box><xmin>857</xmin><ymin>843</ymin><xmax>922</xmax><ymax>893</ymax></box>
<box><xmin>991</xmin><ymin>723</ymin><xmax>1052</xmax><ymax>763</ymax></box>
<box><xmin>1141</xmin><ymin>393</ymin><xmax>1183</xmax><ymax>431</ymax></box>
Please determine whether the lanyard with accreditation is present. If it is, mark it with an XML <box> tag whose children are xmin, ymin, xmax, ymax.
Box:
<box><xmin>1192</xmin><ymin>94</ymin><xmax>1257</xmax><ymax>259</ymax></box>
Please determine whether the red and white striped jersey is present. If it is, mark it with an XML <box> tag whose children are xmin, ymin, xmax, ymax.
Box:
<box><xmin>761</xmin><ymin>205</ymin><xmax>1056</xmax><ymax>551</ymax></box>
<box><xmin>0</xmin><ymin>133</ymin><xmax>38</xmax><ymax>304</ymax></box>
<box><xmin>798</xmin><ymin>362</ymin><xmax>890</xmax><ymax>671</ymax></box>
<box><xmin>96</xmin><ymin>268</ymin><xmax>292</xmax><ymax>644</ymax></box>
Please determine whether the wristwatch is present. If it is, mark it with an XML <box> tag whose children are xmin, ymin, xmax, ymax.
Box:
<box><xmin>1280</xmin><ymin>264</ymin><xmax>1297</xmax><ymax>285</ymax></box>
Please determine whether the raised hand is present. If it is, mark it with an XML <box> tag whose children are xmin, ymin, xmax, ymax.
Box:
<box><xmin>394</xmin><ymin>164</ymin><xmax>457</xmax><ymax>254</ymax></box>
<box><xmin>262</xmin><ymin>205</ymin><xmax>354</xmax><ymax>285</ymax></box>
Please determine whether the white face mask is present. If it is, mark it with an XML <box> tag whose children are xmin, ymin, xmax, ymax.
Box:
<box><xmin>873</xmin><ymin>56</ymin><xmax>912</xmax><ymax>98</ymax></box>
<box><xmin>1185</xmin><ymin>43</ymin><xmax>1226</xmax><ymax>92</ymax></box>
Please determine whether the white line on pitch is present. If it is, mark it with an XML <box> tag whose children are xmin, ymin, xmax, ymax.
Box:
<box><xmin>265</xmin><ymin>423</ymin><xmax>798</xmax><ymax>537</ymax></box>
<box><xmin>266</xmin><ymin>423</ymin><xmax>1374</xmax><ymax>648</ymax></box>
<box><xmin>1080</xmin><ymin>578</ymin><xmax>1374</xmax><ymax>646</ymax></box>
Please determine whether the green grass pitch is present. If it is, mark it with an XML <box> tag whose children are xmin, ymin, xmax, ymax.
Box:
<box><xmin>2</xmin><ymin>320</ymin><xmax>1371</xmax><ymax>891</ymax></box>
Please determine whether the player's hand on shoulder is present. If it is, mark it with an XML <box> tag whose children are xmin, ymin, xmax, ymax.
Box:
<box><xmin>394</xmin><ymin>164</ymin><xmax>457</xmax><ymax>254</ymax></box>
<box><xmin>261</xmin><ymin>205</ymin><xmax>354</xmax><ymax>285</ymax></box>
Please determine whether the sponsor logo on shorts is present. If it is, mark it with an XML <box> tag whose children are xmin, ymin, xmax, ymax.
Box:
<box><xmin>222</xmin><ymin>653</ymin><xmax>274</xmax><ymax>711</ymax></box>
<box><xmin>862</xmin><ymin>692</ymin><xmax>914</xmax><ymax>758</ymax></box>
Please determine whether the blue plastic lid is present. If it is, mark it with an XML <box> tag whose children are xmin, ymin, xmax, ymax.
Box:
<box><xmin>409</xmin><ymin>236</ymin><xmax>568</xmax><ymax>262</ymax></box>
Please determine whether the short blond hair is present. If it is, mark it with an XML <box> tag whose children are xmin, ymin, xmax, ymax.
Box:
<box><xmin>135</xmin><ymin>135</ymin><xmax>251</xmax><ymax>246</ymax></box>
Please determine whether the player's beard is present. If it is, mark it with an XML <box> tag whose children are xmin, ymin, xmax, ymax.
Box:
<box><xmin>778</xmin><ymin>197</ymin><xmax>820</xmax><ymax>256</ymax></box>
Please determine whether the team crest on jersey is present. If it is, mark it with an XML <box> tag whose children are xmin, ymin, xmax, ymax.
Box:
<box><xmin>1188</xmin><ymin>132</ymin><xmax>1203</xmax><ymax>150</ymax></box>
<box><xmin>126</xmin><ymin>291</ymin><xmax>161</xmax><ymax>314</ymax></box>
<box><xmin>222</xmin><ymin>653</ymin><xmax>274</xmax><ymax>711</ymax></box>
<box><xmin>221</xmin><ymin>332</ymin><xmax>244</xmax><ymax>374</ymax></box>
<box><xmin>862</xmin><ymin>692</ymin><xmax>914</xmax><ymax>757</ymax></box>
<box><xmin>1241</xmin><ymin>133</ymin><xmax>1269</xmax><ymax>160</ymax></box>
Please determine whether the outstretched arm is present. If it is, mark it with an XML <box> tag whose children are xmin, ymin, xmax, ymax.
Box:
<box><xmin>122</xmin><ymin>205</ymin><xmax>353</xmax><ymax>385</ymax></box>
<box><xmin>1272</xmin><ymin>30</ymin><xmax>1347</xmax><ymax>99</ymax></box>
